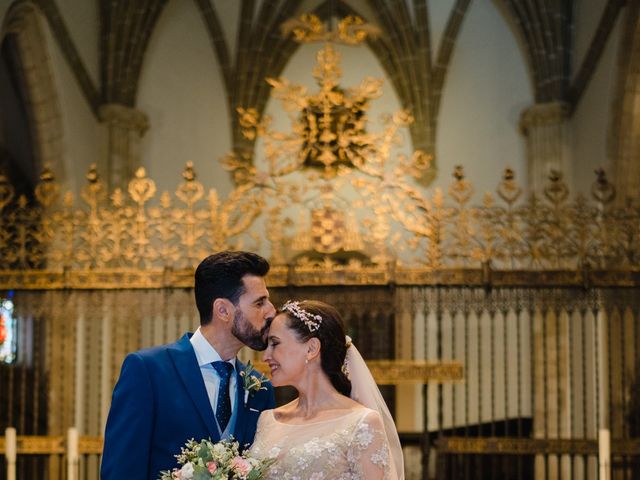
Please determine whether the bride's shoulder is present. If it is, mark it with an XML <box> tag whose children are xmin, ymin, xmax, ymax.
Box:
<box><xmin>340</xmin><ymin>396</ymin><xmax>377</xmax><ymax>416</ymax></box>
<box><xmin>256</xmin><ymin>408</ymin><xmax>276</xmax><ymax>423</ymax></box>
<box><xmin>351</xmin><ymin>405</ymin><xmax>381</xmax><ymax>421</ymax></box>
<box><xmin>270</xmin><ymin>400</ymin><xmax>297</xmax><ymax>421</ymax></box>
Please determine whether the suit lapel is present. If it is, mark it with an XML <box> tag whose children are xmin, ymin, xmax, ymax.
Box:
<box><xmin>168</xmin><ymin>334</ymin><xmax>220</xmax><ymax>441</ymax></box>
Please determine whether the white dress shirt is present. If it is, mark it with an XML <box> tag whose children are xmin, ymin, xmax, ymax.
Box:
<box><xmin>190</xmin><ymin>327</ymin><xmax>237</xmax><ymax>435</ymax></box>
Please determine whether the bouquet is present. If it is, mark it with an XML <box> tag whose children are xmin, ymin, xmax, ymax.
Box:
<box><xmin>159</xmin><ymin>437</ymin><xmax>275</xmax><ymax>480</ymax></box>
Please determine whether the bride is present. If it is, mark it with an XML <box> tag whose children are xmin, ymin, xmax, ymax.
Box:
<box><xmin>249</xmin><ymin>300</ymin><xmax>404</xmax><ymax>479</ymax></box>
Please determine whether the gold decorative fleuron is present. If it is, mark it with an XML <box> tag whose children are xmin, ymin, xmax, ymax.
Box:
<box><xmin>225</xmin><ymin>35</ymin><xmax>433</xmax><ymax>261</ymax></box>
<box><xmin>280</xmin><ymin>14</ymin><xmax>380</xmax><ymax>45</ymax></box>
<box><xmin>234</xmin><ymin>42</ymin><xmax>428</xmax><ymax>180</ymax></box>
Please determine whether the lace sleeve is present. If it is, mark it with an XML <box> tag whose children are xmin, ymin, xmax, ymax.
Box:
<box><xmin>348</xmin><ymin>410</ymin><xmax>393</xmax><ymax>480</ymax></box>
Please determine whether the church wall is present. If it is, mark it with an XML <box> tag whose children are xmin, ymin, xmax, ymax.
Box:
<box><xmin>428</xmin><ymin>0</ymin><xmax>458</xmax><ymax>58</ymax></box>
<box><xmin>570</xmin><ymin>7</ymin><xmax>625</xmax><ymax>195</ymax></box>
<box><xmin>137</xmin><ymin>0</ymin><xmax>234</xmax><ymax>197</ymax></box>
<box><xmin>573</xmin><ymin>0</ymin><xmax>609</xmax><ymax>75</ymax></box>
<box><xmin>40</xmin><ymin>8</ymin><xmax>99</xmax><ymax>195</ymax></box>
<box><xmin>435</xmin><ymin>0</ymin><xmax>531</xmax><ymax>198</ymax></box>
<box><xmin>56</xmin><ymin>0</ymin><xmax>99</xmax><ymax>86</ymax></box>
<box><xmin>0</xmin><ymin>4</ymin><xmax>9</xmax><ymax>27</ymax></box>
<box><xmin>0</xmin><ymin>1</ymin><xmax>627</xmax><ymax>202</ymax></box>
<box><xmin>210</xmin><ymin>0</ymin><xmax>240</xmax><ymax>61</ymax></box>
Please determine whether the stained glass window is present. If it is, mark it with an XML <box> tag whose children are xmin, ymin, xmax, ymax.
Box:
<box><xmin>0</xmin><ymin>293</ymin><xmax>16</xmax><ymax>364</ymax></box>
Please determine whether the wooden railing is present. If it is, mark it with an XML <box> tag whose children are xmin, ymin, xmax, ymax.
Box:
<box><xmin>2</xmin><ymin>427</ymin><xmax>621</xmax><ymax>480</ymax></box>
<box><xmin>1</xmin><ymin>428</ymin><xmax>103</xmax><ymax>480</ymax></box>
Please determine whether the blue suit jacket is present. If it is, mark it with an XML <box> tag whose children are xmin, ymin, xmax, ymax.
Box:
<box><xmin>100</xmin><ymin>333</ymin><xmax>275</xmax><ymax>479</ymax></box>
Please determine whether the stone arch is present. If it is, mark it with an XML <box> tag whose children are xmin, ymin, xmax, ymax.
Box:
<box><xmin>0</xmin><ymin>1</ymin><xmax>64</xmax><ymax>192</ymax></box>
<box><xmin>611</xmin><ymin>3</ymin><xmax>640</xmax><ymax>203</ymax></box>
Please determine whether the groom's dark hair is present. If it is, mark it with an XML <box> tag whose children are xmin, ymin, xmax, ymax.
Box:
<box><xmin>194</xmin><ymin>251</ymin><xmax>270</xmax><ymax>325</ymax></box>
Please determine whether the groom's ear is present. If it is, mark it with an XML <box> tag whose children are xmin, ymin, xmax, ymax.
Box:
<box><xmin>213</xmin><ymin>298</ymin><xmax>233</xmax><ymax>322</ymax></box>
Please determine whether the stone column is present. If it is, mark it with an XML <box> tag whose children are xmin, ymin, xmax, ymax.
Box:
<box><xmin>519</xmin><ymin>102</ymin><xmax>570</xmax><ymax>196</ymax></box>
<box><xmin>99</xmin><ymin>104</ymin><xmax>149</xmax><ymax>192</ymax></box>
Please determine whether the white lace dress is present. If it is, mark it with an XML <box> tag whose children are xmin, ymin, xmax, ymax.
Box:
<box><xmin>249</xmin><ymin>407</ymin><xmax>392</xmax><ymax>480</ymax></box>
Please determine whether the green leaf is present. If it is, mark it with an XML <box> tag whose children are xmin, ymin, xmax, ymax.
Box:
<box><xmin>193</xmin><ymin>470</ymin><xmax>211</xmax><ymax>480</ymax></box>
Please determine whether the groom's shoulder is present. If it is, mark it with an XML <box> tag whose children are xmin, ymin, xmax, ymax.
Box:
<box><xmin>128</xmin><ymin>333</ymin><xmax>192</xmax><ymax>361</ymax></box>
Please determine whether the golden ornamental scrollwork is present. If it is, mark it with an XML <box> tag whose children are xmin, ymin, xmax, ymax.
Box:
<box><xmin>0</xmin><ymin>162</ymin><xmax>263</xmax><ymax>273</ymax></box>
<box><xmin>1</xmin><ymin>13</ymin><xmax>640</xmax><ymax>288</ymax></box>
<box><xmin>223</xmin><ymin>36</ymin><xmax>437</xmax><ymax>266</ymax></box>
<box><xmin>1</xmin><ymin>159</ymin><xmax>640</xmax><ymax>289</ymax></box>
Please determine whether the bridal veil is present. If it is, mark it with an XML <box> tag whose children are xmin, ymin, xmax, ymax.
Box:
<box><xmin>346</xmin><ymin>336</ymin><xmax>405</xmax><ymax>480</ymax></box>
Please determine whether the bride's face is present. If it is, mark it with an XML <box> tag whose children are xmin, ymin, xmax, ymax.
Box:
<box><xmin>263</xmin><ymin>313</ymin><xmax>308</xmax><ymax>387</ymax></box>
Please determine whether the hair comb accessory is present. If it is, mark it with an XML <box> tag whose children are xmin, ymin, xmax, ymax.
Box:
<box><xmin>281</xmin><ymin>300</ymin><xmax>323</xmax><ymax>332</ymax></box>
<box><xmin>342</xmin><ymin>335</ymin><xmax>353</xmax><ymax>378</ymax></box>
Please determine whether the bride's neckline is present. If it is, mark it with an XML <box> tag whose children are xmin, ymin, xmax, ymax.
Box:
<box><xmin>269</xmin><ymin>406</ymin><xmax>370</xmax><ymax>426</ymax></box>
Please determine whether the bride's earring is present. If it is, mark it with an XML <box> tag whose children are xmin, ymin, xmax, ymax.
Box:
<box><xmin>304</xmin><ymin>358</ymin><xmax>308</xmax><ymax>364</ymax></box>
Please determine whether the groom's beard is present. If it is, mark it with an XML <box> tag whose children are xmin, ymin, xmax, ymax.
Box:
<box><xmin>231</xmin><ymin>309</ymin><xmax>270</xmax><ymax>351</ymax></box>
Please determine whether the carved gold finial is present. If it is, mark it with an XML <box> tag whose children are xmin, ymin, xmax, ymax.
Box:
<box><xmin>0</xmin><ymin>172</ymin><xmax>15</xmax><ymax>210</ymax></box>
<box><xmin>86</xmin><ymin>164</ymin><xmax>99</xmax><ymax>183</ymax></box>
<box><xmin>591</xmin><ymin>168</ymin><xmax>615</xmax><ymax>204</ymax></box>
<box><xmin>544</xmin><ymin>169</ymin><xmax>569</xmax><ymax>205</ymax></box>
<box><xmin>497</xmin><ymin>167</ymin><xmax>522</xmax><ymax>205</ymax></box>
<box><xmin>128</xmin><ymin>167</ymin><xmax>156</xmax><ymax>205</ymax></box>
<box><xmin>35</xmin><ymin>164</ymin><xmax>59</xmax><ymax>208</ymax></box>
<box><xmin>448</xmin><ymin>165</ymin><xmax>474</xmax><ymax>206</ymax></box>
<box><xmin>504</xmin><ymin>167</ymin><xmax>514</xmax><ymax>181</ymax></box>
<box><xmin>81</xmin><ymin>164</ymin><xmax>106</xmax><ymax>209</ymax></box>
<box><xmin>176</xmin><ymin>163</ymin><xmax>204</xmax><ymax>207</ymax></box>
<box><xmin>183</xmin><ymin>162</ymin><xmax>196</xmax><ymax>182</ymax></box>
<box><xmin>40</xmin><ymin>164</ymin><xmax>54</xmax><ymax>182</ymax></box>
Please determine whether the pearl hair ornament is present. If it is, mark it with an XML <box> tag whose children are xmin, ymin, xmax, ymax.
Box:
<box><xmin>281</xmin><ymin>300</ymin><xmax>323</xmax><ymax>332</ymax></box>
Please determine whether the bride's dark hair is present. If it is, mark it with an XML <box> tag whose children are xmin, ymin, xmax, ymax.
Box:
<box><xmin>281</xmin><ymin>300</ymin><xmax>352</xmax><ymax>397</ymax></box>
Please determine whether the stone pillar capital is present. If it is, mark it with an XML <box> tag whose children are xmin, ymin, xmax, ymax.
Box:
<box><xmin>519</xmin><ymin>101</ymin><xmax>571</xmax><ymax>196</ymax></box>
<box><xmin>519</xmin><ymin>101</ymin><xmax>570</xmax><ymax>135</ymax></box>
<box><xmin>99</xmin><ymin>104</ymin><xmax>149</xmax><ymax>191</ymax></box>
<box><xmin>98</xmin><ymin>103</ymin><xmax>149</xmax><ymax>136</ymax></box>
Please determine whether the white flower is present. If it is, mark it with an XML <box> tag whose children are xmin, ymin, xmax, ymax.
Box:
<box><xmin>303</xmin><ymin>439</ymin><xmax>324</xmax><ymax>457</ymax></box>
<box><xmin>213</xmin><ymin>443</ymin><xmax>227</xmax><ymax>456</ymax></box>
<box><xmin>268</xmin><ymin>446</ymin><xmax>282</xmax><ymax>458</ymax></box>
<box><xmin>179</xmin><ymin>462</ymin><xmax>194</xmax><ymax>479</ymax></box>
<box><xmin>354</xmin><ymin>428</ymin><xmax>374</xmax><ymax>447</ymax></box>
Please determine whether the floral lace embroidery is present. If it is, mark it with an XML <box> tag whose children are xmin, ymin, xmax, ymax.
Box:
<box><xmin>250</xmin><ymin>409</ymin><xmax>391</xmax><ymax>480</ymax></box>
<box><xmin>371</xmin><ymin>445</ymin><xmax>390</xmax><ymax>467</ymax></box>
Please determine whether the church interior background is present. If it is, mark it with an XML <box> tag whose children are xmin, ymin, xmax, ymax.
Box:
<box><xmin>0</xmin><ymin>0</ymin><xmax>639</xmax><ymax>478</ymax></box>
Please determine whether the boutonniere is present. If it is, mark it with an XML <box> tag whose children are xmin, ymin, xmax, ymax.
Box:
<box><xmin>239</xmin><ymin>361</ymin><xmax>268</xmax><ymax>406</ymax></box>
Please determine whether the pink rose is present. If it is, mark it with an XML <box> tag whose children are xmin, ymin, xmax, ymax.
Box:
<box><xmin>230</xmin><ymin>457</ymin><xmax>252</xmax><ymax>477</ymax></box>
<box><xmin>206</xmin><ymin>461</ymin><xmax>217</xmax><ymax>474</ymax></box>
<box><xmin>172</xmin><ymin>470</ymin><xmax>181</xmax><ymax>479</ymax></box>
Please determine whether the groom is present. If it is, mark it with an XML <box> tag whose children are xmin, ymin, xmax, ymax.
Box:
<box><xmin>101</xmin><ymin>251</ymin><xmax>276</xmax><ymax>479</ymax></box>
